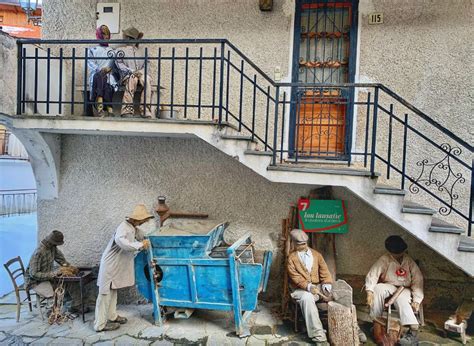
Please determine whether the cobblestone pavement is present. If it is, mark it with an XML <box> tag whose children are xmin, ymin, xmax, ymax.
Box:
<box><xmin>0</xmin><ymin>293</ymin><xmax>468</xmax><ymax>345</ymax></box>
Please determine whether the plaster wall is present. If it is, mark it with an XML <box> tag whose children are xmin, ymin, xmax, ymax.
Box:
<box><xmin>37</xmin><ymin>135</ymin><xmax>472</xmax><ymax>304</ymax></box>
<box><xmin>0</xmin><ymin>32</ymin><xmax>16</xmax><ymax>115</ymax></box>
<box><xmin>357</xmin><ymin>0</ymin><xmax>473</xmax><ymax>138</ymax></box>
<box><xmin>42</xmin><ymin>0</ymin><xmax>294</xmax><ymax>79</ymax></box>
<box><xmin>22</xmin><ymin>45</ymin><xmax>66</xmax><ymax>116</ymax></box>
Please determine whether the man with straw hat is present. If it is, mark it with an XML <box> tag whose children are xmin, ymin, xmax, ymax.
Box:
<box><xmin>115</xmin><ymin>26</ymin><xmax>153</xmax><ymax>118</ymax></box>
<box><xmin>287</xmin><ymin>229</ymin><xmax>333</xmax><ymax>345</ymax></box>
<box><xmin>93</xmin><ymin>204</ymin><xmax>152</xmax><ymax>332</ymax></box>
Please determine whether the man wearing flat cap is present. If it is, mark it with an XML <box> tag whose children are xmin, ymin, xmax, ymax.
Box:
<box><xmin>94</xmin><ymin>204</ymin><xmax>153</xmax><ymax>332</ymax></box>
<box><xmin>365</xmin><ymin>235</ymin><xmax>424</xmax><ymax>345</ymax></box>
<box><xmin>287</xmin><ymin>229</ymin><xmax>333</xmax><ymax>344</ymax></box>
<box><xmin>26</xmin><ymin>230</ymin><xmax>82</xmax><ymax>312</ymax></box>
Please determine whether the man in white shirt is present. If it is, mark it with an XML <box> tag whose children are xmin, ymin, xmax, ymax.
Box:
<box><xmin>366</xmin><ymin>235</ymin><xmax>424</xmax><ymax>345</ymax></box>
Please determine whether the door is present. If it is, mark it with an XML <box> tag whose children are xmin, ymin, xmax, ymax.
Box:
<box><xmin>291</xmin><ymin>0</ymin><xmax>358</xmax><ymax>159</ymax></box>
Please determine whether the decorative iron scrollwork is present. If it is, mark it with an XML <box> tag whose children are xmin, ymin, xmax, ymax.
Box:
<box><xmin>409</xmin><ymin>143</ymin><xmax>466</xmax><ymax>216</ymax></box>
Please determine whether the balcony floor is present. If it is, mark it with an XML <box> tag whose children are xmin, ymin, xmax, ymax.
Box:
<box><xmin>0</xmin><ymin>114</ymin><xmax>233</xmax><ymax>138</ymax></box>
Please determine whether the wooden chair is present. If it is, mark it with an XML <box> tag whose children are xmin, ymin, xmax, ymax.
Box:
<box><xmin>3</xmin><ymin>256</ymin><xmax>33</xmax><ymax>322</ymax></box>
<box><xmin>292</xmin><ymin>297</ymin><xmax>329</xmax><ymax>333</ymax></box>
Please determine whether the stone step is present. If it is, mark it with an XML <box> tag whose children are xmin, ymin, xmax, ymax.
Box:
<box><xmin>401</xmin><ymin>201</ymin><xmax>436</xmax><ymax>215</ymax></box>
<box><xmin>244</xmin><ymin>149</ymin><xmax>273</xmax><ymax>157</ymax></box>
<box><xmin>220</xmin><ymin>134</ymin><xmax>256</xmax><ymax>142</ymax></box>
<box><xmin>458</xmin><ymin>235</ymin><xmax>474</xmax><ymax>252</ymax></box>
<box><xmin>373</xmin><ymin>184</ymin><xmax>406</xmax><ymax>196</ymax></box>
<box><xmin>429</xmin><ymin>217</ymin><xmax>464</xmax><ymax>235</ymax></box>
<box><xmin>285</xmin><ymin>158</ymin><xmax>349</xmax><ymax>165</ymax></box>
<box><xmin>267</xmin><ymin>164</ymin><xmax>379</xmax><ymax>177</ymax></box>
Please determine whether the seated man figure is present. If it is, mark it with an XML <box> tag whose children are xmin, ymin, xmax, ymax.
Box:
<box><xmin>366</xmin><ymin>235</ymin><xmax>423</xmax><ymax>345</ymax></box>
<box><xmin>25</xmin><ymin>230</ymin><xmax>82</xmax><ymax>313</ymax></box>
<box><xmin>115</xmin><ymin>27</ymin><xmax>153</xmax><ymax>118</ymax></box>
<box><xmin>287</xmin><ymin>229</ymin><xmax>333</xmax><ymax>344</ymax></box>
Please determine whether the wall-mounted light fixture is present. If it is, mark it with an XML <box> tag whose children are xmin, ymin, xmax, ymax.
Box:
<box><xmin>19</xmin><ymin>0</ymin><xmax>42</xmax><ymax>26</ymax></box>
<box><xmin>259</xmin><ymin>0</ymin><xmax>273</xmax><ymax>11</ymax></box>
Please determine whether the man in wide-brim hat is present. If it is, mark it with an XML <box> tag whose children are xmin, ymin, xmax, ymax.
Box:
<box><xmin>115</xmin><ymin>26</ymin><xmax>153</xmax><ymax>118</ymax></box>
<box><xmin>94</xmin><ymin>204</ymin><xmax>153</xmax><ymax>332</ymax></box>
<box><xmin>365</xmin><ymin>235</ymin><xmax>424</xmax><ymax>345</ymax></box>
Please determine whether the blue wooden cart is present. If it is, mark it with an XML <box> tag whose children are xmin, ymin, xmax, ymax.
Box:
<box><xmin>134</xmin><ymin>219</ymin><xmax>273</xmax><ymax>336</ymax></box>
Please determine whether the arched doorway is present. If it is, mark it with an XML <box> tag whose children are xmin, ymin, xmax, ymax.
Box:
<box><xmin>0</xmin><ymin>125</ymin><xmax>37</xmax><ymax>296</ymax></box>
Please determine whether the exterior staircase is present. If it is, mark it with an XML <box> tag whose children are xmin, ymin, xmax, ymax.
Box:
<box><xmin>212</xmin><ymin>125</ymin><xmax>474</xmax><ymax>276</ymax></box>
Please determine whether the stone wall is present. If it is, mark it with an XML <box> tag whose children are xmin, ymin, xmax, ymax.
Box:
<box><xmin>0</xmin><ymin>32</ymin><xmax>16</xmax><ymax>115</ymax></box>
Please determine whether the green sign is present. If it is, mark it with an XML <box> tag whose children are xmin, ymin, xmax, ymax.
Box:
<box><xmin>297</xmin><ymin>199</ymin><xmax>348</xmax><ymax>234</ymax></box>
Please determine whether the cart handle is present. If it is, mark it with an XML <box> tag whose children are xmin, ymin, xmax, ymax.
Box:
<box><xmin>227</xmin><ymin>232</ymin><xmax>252</xmax><ymax>255</ymax></box>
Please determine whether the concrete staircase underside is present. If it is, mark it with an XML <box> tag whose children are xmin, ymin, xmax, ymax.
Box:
<box><xmin>1</xmin><ymin>115</ymin><xmax>472</xmax><ymax>276</ymax></box>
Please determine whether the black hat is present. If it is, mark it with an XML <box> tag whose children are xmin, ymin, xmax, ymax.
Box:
<box><xmin>44</xmin><ymin>230</ymin><xmax>64</xmax><ymax>246</ymax></box>
<box><xmin>385</xmin><ymin>235</ymin><xmax>407</xmax><ymax>254</ymax></box>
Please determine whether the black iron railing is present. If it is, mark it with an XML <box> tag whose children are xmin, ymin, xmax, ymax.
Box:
<box><xmin>15</xmin><ymin>39</ymin><xmax>473</xmax><ymax>235</ymax></box>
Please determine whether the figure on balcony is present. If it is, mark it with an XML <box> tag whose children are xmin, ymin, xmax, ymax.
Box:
<box><xmin>115</xmin><ymin>27</ymin><xmax>153</xmax><ymax>118</ymax></box>
<box><xmin>366</xmin><ymin>235</ymin><xmax>424</xmax><ymax>345</ymax></box>
<box><xmin>87</xmin><ymin>25</ymin><xmax>117</xmax><ymax>117</ymax></box>
<box><xmin>287</xmin><ymin>229</ymin><xmax>333</xmax><ymax>345</ymax></box>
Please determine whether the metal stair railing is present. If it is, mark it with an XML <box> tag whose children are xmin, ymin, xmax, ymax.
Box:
<box><xmin>14</xmin><ymin>39</ymin><xmax>473</xmax><ymax>236</ymax></box>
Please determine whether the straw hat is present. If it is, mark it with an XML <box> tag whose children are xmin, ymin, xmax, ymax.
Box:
<box><xmin>128</xmin><ymin>204</ymin><xmax>153</xmax><ymax>221</ymax></box>
<box><xmin>122</xmin><ymin>27</ymin><xmax>144</xmax><ymax>40</ymax></box>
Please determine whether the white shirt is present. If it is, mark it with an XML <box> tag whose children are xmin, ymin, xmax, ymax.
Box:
<box><xmin>297</xmin><ymin>249</ymin><xmax>313</xmax><ymax>273</ymax></box>
<box><xmin>297</xmin><ymin>249</ymin><xmax>314</xmax><ymax>292</ymax></box>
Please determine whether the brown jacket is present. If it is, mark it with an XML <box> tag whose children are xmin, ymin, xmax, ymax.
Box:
<box><xmin>287</xmin><ymin>248</ymin><xmax>333</xmax><ymax>290</ymax></box>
